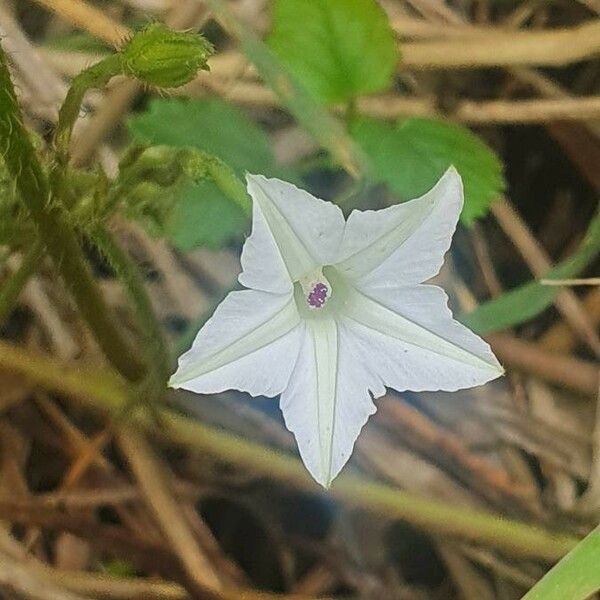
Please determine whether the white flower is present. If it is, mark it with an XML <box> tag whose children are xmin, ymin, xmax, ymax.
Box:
<box><xmin>170</xmin><ymin>168</ymin><xmax>503</xmax><ymax>487</ymax></box>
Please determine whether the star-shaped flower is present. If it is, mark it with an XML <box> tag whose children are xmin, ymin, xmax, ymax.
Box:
<box><xmin>170</xmin><ymin>168</ymin><xmax>503</xmax><ymax>487</ymax></box>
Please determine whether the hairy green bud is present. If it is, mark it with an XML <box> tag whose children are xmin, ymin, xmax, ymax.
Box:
<box><xmin>120</xmin><ymin>23</ymin><xmax>213</xmax><ymax>88</ymax></box>
<box><xmin>119</xmin><ymin>145</ymin><xmax>199</xmax><ymax>187</ymax></box>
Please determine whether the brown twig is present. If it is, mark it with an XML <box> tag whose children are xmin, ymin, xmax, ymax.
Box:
<box><xmin>377</xmin><ymin>397</ymin><xmax>535</xmax><ymax>505</ymax></box>
<box><xmin>459</xmin><ymin>544</ymin><xmax>537</xmax><ymax>588</ymax></box>
<box><xmin>0</xmin><ymin>497</ymin><xmax>314</xmax><ymax>600</ymax></box>
<box><xmin>0</xmin><ymin>5</ymin><xmax>66</xmax><ymax>120</ymax></box>
<box><xmin>491</xmin><ymin>198</ymin><xmax>600</xmax><ymax>357</ymax></box>
<box><xmin>546</xmin><ymin>121</ymin><xmax>600</xmax><ymax>190</ymax></box>
<box><xmin>400</xmin><ymin>20</ymin><xmax>600</xmax><ymax>68</ymax></box>
<box><xmin>117</xmin><ymin>428</ymin><xmax>225</xmax><ymax>594</ymax></box>
<box><xmin>0</xmin><ymin>529</ymin><xmax>189</xmax><ymax>600</ymax></box>
<box><xmin>33</xmin><ymin>0</ymin><xmax>600</xmax><ymax>72</ymax></box>
<box><xmin>34</xmin><ymin>392</ymin><xmax>165</xmax><ymax>544</ymax></box>
<box><xmin>0</xmin><ymin>498</ymin><xmax>192</xmax><ymax>579</ymax></box>
<box><xmin>0</xmin><ymin>340</ymin><xmax>581</xmax><ymax>561</ymax></box>
<box><xmin>36</xmin><ymin>480</ymin><xmax>207</xmax><ymax>508</ymax></box>
<box><xmin>32</xmin><ymin>0</ymin><xmax>129</xmax><ymax>46</ymax></box>
<box><xmin>190</xmin><ymin>71</ymin><xmax>600</xmax><ymax>123</ymax></box>
<box><xmin>190</xmin><ymin>73</ymin><xmax>600</xmax><ymax>123</ymax></box>
<box><xmin>0</xmin><ymin>550</ymin><xmax>91</xmax><ymax>600</ymax></box>
<box><xmin>487</xmin><ymin>333</ymin><xmax>599</xmax><ymax>396</ymax></box>
<box><xmin>509</xmin><ymin>67</ymin><xmax>600</xmax><ymax>139</ymax></box>
<box><xmin>38</xmin><ymin>569</ymin><xmax>190</xmax><ymax>600</ymax></box>
<box><xmin>33</xmin><ymin>393</ymin><xmax>111</xmax><ymax>472</ymax></box>
<box><xmin>453</xmin><ymin>96</ymin><xmax>600</xmax><ymax>123</ymax></box>
<box><xmin>33</xmin><ymin>28</ymin><xmax>600</xmax><ymax>126</ymax></box>
<box><xmin>540</xmin><ymin>288</ymin><xmax>600</xmax><ymax>353</ymax></box>
<box><xmin>390</xmin><ymin>14</ymin><xmax>494</xmax><ymax>39</ymax></box>
<box><xmin>541</xmin><ymin>278</ymin><xmax>600</xmax><ymax>286</ymax></box>
<box><xmin>471</xmin><ymin>224</ymin><xmax>504</xmax><ymax>298</ymax></box>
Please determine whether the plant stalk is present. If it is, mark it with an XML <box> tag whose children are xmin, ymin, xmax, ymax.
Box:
<box><xmin>0</xmin><ymin>42</ymin><xmax>144</xmax><ymax>381</ymax></box>
<box><xmin>93</xmin><ymin>225</ymin><xmax>171</xmax><ymax>380</ymax></box>
<box><xmin>54</xmin><ymin>53</ymin><xmax>122</xmax><ymax>165</ymax></box>
<box><xmin>0</xmin><ymin>339</ymin><xmax>580</xmax><ymax>562</ymax></box>
<box><xmin>0</xmin><ymin>241</ymin><xmax>43</xmax><ymax>324</ymax></box>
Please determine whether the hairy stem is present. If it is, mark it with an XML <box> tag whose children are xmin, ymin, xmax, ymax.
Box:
<box><xmin>0</xmin><ymin>241</ymin><xmax>43</xmax><ymax>324</ymax></box>
<box><xmin>0</xmin><ymin>42</ymin><xmax>144</xmax><ymax>381</ymax></box>
<box><xmin>54</xmin><ymin>53</ymin><xmax>122</xmax><ymax>165</ymax></box>
<box><xmin>204</xmin><ymin>156</ymin><xmax>251</xmax><ymax>216</ymax></box>
<box><xmin>0</xmin><ymin>339</ymin><xmax>580</xmax><ymax>562</ymax></box>
<box><xmin>93</xmin><ymin>226</ymin><xmax>171</xmax><ymax>380</ymax></box>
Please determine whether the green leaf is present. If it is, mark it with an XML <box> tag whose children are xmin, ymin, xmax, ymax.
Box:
<box><xmin>44</xmin><ymin>32</ymin><xmax>112</xmax><ymax>53</ymax></box>
<box><xmin>522</xmin><ymin>525</ymin><xmax>600</xmax><ymax>600</ymax></box>
<box><xmin>351</xmin><ymin>117</ymin><xmax>505</xmax><ymax>224</ymax></box>
<box><xmin>461</xmin><ymin>208</ymin><xmax>600</xmax><ymax>333</ymax></box>
<box><xmin>268</xmin><ymin>0</ymin><xmax>397</xmax><ymax>105</ymax></box>
<box><xmin>168</xmin><ymin>181</ymin><xmax>247</xmax><ymax>251</ymax></box>
<box><xmin>128</xmin><ymin>98</ymin><xmax>273</xmax><ymax>174</ymax></box>
<box><xmin>204</xmin><ymin>0</ymin><xmax>364</xmax><ymax>177</ymax></box>
<box><xmin>128</xmin><ymin>98</ymin><xmax>272</xmax><ymax>249</ymax></box>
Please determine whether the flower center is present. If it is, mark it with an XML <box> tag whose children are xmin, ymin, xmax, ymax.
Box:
<box><xmin>299</xmin><ymin>271</ymin><xmax>331</xmax><ymax>310</ymax></box>
<box><xmin>307</xmin><ymin>282</ymin><xmax>329</xmax><ymax>308</ymax></box>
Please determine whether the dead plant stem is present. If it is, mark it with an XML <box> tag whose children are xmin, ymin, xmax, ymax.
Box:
<box><xmin>0</xmin><ymin>340</ymin><xmax>580</xmax><ymax>562</ymax></box>
<box><xmin>491</xmin><ymin>198</ymin><xmax>600</xmax><ymax>357</ymax></box>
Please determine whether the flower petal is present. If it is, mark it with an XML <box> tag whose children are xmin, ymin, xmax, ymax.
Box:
<box><xmin>239</xmin><ymin>175</ymin><xmax>346</xmax><ymax>292</ymax></box>
<box><xmin>342</xmin><ymin>284</ymin><xmax>503</xmax><ymax>392</ymax></box>
<box><xmin>280</xmin><ymin>319</ymin><xmax>381</xmax><ymax>487</ymax></box>
<box><xmin>335</xmin><ymin>167</ymin><xmax>463</xmax><ymax>286</ymax></box>
<box><xmin>170</xmin><ymin>290</ymin><xmax>302</xmax><ymax>396</ymax></box>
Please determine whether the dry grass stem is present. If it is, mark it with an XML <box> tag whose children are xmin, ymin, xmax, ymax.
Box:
<box><xmin>117</xmin><ymin>428</ymin><xmax>224</xmax><ymax>594</ymax></box>
<box><xmin>491</xmin><ymin>198</ymin><xmax>600</xmax><ymax>358</ymax></box>
<box><xmin>541</xmin><ymin>278</ymin><xmax>600</xmax><ymax>286</ymax></box>
<box><xmin>488</xmin><ymin>334</ymin><xmax>599</xmax><ymax>396</ymax></box>
<box><xmin>400</xmin><ymin>20</ymin><xmax>600</xmax><ymax>68</ymax></box>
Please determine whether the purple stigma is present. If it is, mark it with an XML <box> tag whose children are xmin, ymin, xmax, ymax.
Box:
<box><xmin>307</xmin><ymin>282</ymin><xmax>328</xmax><ymax>308</ymax></box>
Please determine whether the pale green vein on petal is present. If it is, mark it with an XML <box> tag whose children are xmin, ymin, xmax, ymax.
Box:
<box><xmin>336</xmin><ymin>168</ymin><xmax>460</xmax><ymax>280</ymax></box>
<box><xmin>345</xmin><ymin>289</ymin><xmax>502</xmax><ymax>374</ymax></box>
<box><xmin>308</xmin><ymin>318</ymin><xmax>339</xmax><ymax>487</ymax></box>
<box><xmin>249</xmin><ymin>176</ymin><xmax>318</xmax><ymax>281</ymax></box>
<box><xmin>337</xmin><ymin>193</ymin><xmax>436</xmax><ymax>278</ymax></box>
<box><xmin>170</xmin><ymin>299</ymin><xmax>300</xmax><ymax>385</ymax></box>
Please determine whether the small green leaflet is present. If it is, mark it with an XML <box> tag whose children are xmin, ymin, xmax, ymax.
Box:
<box><xmin>522</xmin><ymin>526</ymin><xmax>600</xmax><ymax>600</ymax></box>
<box><xmin>128</xmin><ymin>98</ymin><xmax>273</xmax><ymax>249</ymax></box>
<box><xmin>461</xmin><ymin>208</ymin><xmax>600</xmax><ymax>333</ymax></box>
<box><xmin>351</xmin><ymin>117</ymin><xmax>505</xmax><ymax>225</ymax></box>
<box><xmin>268</xmin><ymin>0</ymin><xmax>398</xmax><ymax>105</ymax></box>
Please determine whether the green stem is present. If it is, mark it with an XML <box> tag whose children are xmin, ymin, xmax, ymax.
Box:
<box><xmin>0</xmin><ymin>338</ymin><xmax>580</xmax><ymax>562</ymax></box>
<box><xmin>0</xmin><ymin>241</ymin><xmax>43</xmax><ymax>324</ymax></box>
<box><xmin>204</xmin><ymin>156</ymin><xmax>251</xmax><ymax>216</ymax></box>
<box><xmin>54</xmin><ymin>53</ymin><xmax>122</xmax><ymax>165</ymax></box>
<box><xmin>93</xmin><ymin>226</ymin><xmax>171</xmax><ymax>380</ymax></box>
<box><xmin>0</xmin><ymin>42</ymin><xmax>144</xmax><ymax>382</ymax></box>
<box><xmin>162</xmin><ymin>414</ymin><xmax>577</xmax><ymax>563</ymax></box>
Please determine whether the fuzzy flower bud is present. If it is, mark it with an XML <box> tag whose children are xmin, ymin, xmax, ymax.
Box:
<box><xmin>120</xmin><ymin>23</ymin><xmax>213</xmax><ymax>88</ymax></box>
